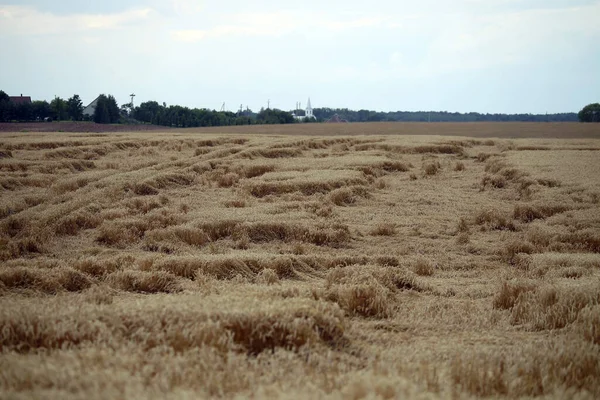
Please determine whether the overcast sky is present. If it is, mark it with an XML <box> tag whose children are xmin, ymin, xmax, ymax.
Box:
<box><xmin>1</xmin><ymin>0</ymin><xmax>599</xmax><ymax>113</ymax></box>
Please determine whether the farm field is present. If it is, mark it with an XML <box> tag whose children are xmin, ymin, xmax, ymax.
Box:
<box><xmin>1</xmin><ymin>123</ymin><xmax>600</xmax><ymax>399</ymax></box>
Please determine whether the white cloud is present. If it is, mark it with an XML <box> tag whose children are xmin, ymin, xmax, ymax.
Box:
<box><xmin>170</xmin><ymin>11</ymin><xmax>396</xmax><ymax>42</ymax></box>
<box><xmin>0</xmin><ymin>5</ymin><xmax>158</xmax><ymax>36</ymax></box>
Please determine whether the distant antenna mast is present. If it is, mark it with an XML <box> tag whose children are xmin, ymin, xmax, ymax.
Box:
<box><xmin>267</xmin><ymin>99</ymin><xmax>270</xmax><ymax>109</ymax></box>
<box><xmin>129</xmin><ymin>93</ymin><xmax>136</xmax><ymax>107</ymax></box>
<box><xmin>220</xmin><ymin>102</ymin><xmax>225</xmax><ymax>112</ymax></box>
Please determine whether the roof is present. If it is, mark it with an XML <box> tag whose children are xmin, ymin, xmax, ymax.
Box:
<box><xmin>9</xmin><ymin>96</ymin><xmax>32</xmax><ymax>105</ymax></box>
<box><xmin>326</xmin><ymin>114</ymin><xmax>348</xmax><ymax>123</ymax></box>
<box><xmin>83</xmin><ymin>96</ymin><xmax>101</xmax><ymax>116</ymax></box>
<box><xmin>84</xmin><ymin>96</ymin><xmax>100</xmax><ymax>109</ymax></box>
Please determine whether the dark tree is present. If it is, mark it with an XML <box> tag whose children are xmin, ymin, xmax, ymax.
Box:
<box><xmin>30</xmin><ymin>101</ymin><xmax>51</xmax><ymax>121</ymax></box>
<box><xmin>14</xmin><ymin>102</ymin><xmax>33</xmax><ymax>121</ymax></box>
<box><xmin>134</xmin><ymin>101</ymin><xmax>162</xmax><ymax>123</ymax></box>
<box><xmin>0</xmin><ymin>90</ymin><xmax>14</xmax><ymax>122</ymax></box>
<box><xmin>256</xmin><ymin>108</ymin><xmax>295</xmax><ymax>124</ymax></box>
<box><xmin>67</xmin><ymin>94</ymin><xmax>84</xmax><ymax>121</ymax></box>
<box><xmin>50</xmin><ymin>97</ymin><xmax>68</xmax><ymax>121</ymax></box>
<box><xmin>578</xmin><ymin>103</ymin><xmax>600</xmax><ymax>123</ymax></box>
<box><xmin>93</xmin><ymin>94</ymin><xmax>120</xmax><ymax>124</ymax></box>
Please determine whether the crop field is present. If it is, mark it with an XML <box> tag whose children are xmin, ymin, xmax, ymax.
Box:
<box><xmin>1</xmin><ymin>123</ymin><xmax>600</xmax><ymax>399</ymax></box>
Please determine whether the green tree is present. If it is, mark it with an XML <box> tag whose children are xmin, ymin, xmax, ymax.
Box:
<box><xmin>93</xmin><ymin>94</ymin><xmax>120</xmax><ymax>124</ymax></box>
<box><xmin>0</xmin><ymin>90</ymin><xmax>13</xmax><ymax>122</ymax></box>
<box><xmin>133</xmin><ymin>101</ymin><xmax>163</xmax><ymax>123</ymax></box>
<box><xmin>50</xmin><ymin>97</ymin><xmax>68</xmax><ymax>121</ymax></box>
<box><xmin>578</xmin><ymin>103</ymin><xmax>600</xmax><ymax>123</ymax></box>
<box><xmin>31</xmin><ymin>101</ymin><xmax>51</xmax><ymax>121</ymax></box>
<box><xmin>66</xmin><ymin>94</ymin><xmax>84</xmax><ymax>121</ymax></box>
<box><xmin>256</xmin><ymin>108</ymin><xmax>295</xmax><ymax>124</ymax></box>
<box><xmin>15</xmin><ymin>103</ymin><xmax>33</xmax><ymax>121</ymax></box>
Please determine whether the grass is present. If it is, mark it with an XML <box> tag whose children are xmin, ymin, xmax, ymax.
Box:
<box><xmin>1</xmin><ymin>125</ymin><xmax>600</xmax><ymax>398</ymax></box>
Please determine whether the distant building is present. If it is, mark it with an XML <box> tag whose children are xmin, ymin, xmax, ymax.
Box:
<box><xmin>292</xmin><ymin>98</ymin><xmax>314</xmax><ymax>121</ymax></box>
<box><xmin>326</xmin><ymin>114</ymin><xmax>348</xmax><ymax>123</ymax></box>
<box><xmin>9</xmin><ymin>95</ymin><xmax>32</xmax><ymax>105</ymax></box>
<box><xmin>83</xmin><ymin>96</ymin><xmax>100</xmax><ymax>117</ymax></box>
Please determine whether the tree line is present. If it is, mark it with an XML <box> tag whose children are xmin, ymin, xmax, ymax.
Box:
<box><xmin>0</xmin><ymin>91</ymin><xmax>84</xmax><ymax>122</ymax></box>
<box><xmin>312</xmin><ymin>108</ymin><xmax>580</xmax><ymax>123</ymax></box>
<box><xmin>1</xmin><ymin>89</ymin><xmax>597</xmax><ymax>124</ymax></box>
<box><xmin>0</xmin><ymin>90</ymin><xmax>297</xmax><ymax>126</ymax></box>
<box><xmin>131</xmin><ymin>101</ymin><xmax>295</xmax><ymax>127</ymax></box>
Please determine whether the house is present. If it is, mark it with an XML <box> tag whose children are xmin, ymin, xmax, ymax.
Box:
<box><xmin>9</xmin><ymin>95</ymin><xmax>32</xmax><ymax>105</ymax></box>
<box><xmin>326</xmin><ymin>114</ymin><xmax>348</xmax><ymax>123</ymax></box>
<box><xmin>292</xmin><ymin>98</ymin><xmax>314</xmax><ymax>120</ymax></box>
<box><xmin>83</xmin><ymin>96</ymin><xmax>100</xmax><ymax>117</ymax></box>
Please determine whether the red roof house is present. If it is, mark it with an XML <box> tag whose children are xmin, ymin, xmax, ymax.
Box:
<box><xmin>9</xmin><ymin>95</ymin><xmax>32</xmax><ymax>105</ymax></box>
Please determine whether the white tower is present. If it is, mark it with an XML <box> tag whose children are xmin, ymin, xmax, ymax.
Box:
<box><xmin>306</xmin><ymin>98</ymin><xmax>313</xmax><ymax>119</ymax></box>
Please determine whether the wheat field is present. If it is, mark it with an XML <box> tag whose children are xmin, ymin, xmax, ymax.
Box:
<box><xmin>1</xmin><ymin>123</ymin><xmax>600</xmax><ymax>399</ymax></box>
